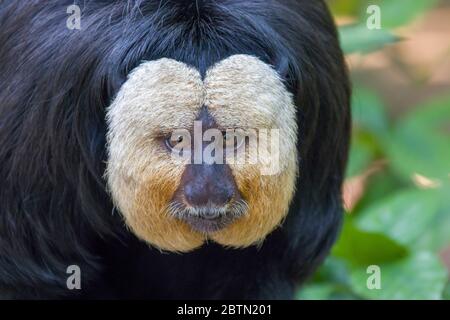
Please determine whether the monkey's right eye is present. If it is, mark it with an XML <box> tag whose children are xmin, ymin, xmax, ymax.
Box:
<box><xmin>165</xmin><ymin>135</ymin><xmax>185</xmax><ymax>150</ymax></box>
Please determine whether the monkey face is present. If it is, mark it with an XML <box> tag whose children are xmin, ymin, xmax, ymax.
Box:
<box><xmin>106</xmin><ymin>55</ymin><xmax>298</xmax><ymax>252</ymax></box>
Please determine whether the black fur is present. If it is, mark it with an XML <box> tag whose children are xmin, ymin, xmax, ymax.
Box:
<box><xmin>0</xmin><ymin>0</ymin><xmax>350</xmax><ymax>299</ymax></box>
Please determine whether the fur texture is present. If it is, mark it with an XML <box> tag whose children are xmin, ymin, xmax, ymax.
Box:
<box><xmin>106</xmin><ymin>55</ymin><xmax>297</xmax><ymax>252</ymax></box>
<box><xmin>0</xmin><ymin>0</ymin><xmax>350</xmax><ymax>299</ymax></box>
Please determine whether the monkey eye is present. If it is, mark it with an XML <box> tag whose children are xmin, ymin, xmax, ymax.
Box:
<box><xmin>165</xmin><ymin>134</ymin><xmax>186</xmax><ymax>151</ymax></box>
<box><xmin>223</xmin><ymin>130</ymin><xmax>245</xmax><ymax>151</ymax></box>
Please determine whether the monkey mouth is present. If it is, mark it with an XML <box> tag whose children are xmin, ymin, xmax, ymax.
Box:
<box><xmin>168</xmin><ymin>201</ymin><xmax>248</xmax><ymax>233</ymax></box>
<box><xmin>182</xmin><ymin>214</ymin><xmax>234</xmax><ymax>233</ymax></box>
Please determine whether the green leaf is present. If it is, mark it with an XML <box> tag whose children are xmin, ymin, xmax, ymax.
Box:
<box><xmin>413</xmin><ymin>186</ymin><xmax>450</xmax><ymax>251</ymax></box>
<box><xmin>346</xmin><ymin>133</ymin><xmax>376</xmax><ymax>178</ymax></box>
<box><xmin>348</xmin><ymin>252</ymin><xmax>448</xmax><ymax>300</ymax></box>
<box><xmin>332</xmin><ymin>218</ymin><xmax>408</xmax><ymax>266</ymax></box>
<box><xmin>386</xmin><ymin>95</ymin><xmax>450</xmax><ymax>181</ymax></box>
<box><xmin>400</xmin><ymin>94</ymin><xmax>450</xmax><ymax>134</ymax></box>
<box><xmin>297</xmin><ymin>283</ymin><xmax>360</xmax><ymax>300</ymax></box>
<box><xmin>297</xmin><ymin>283</ymin><xmax>337</xmax><ymax>300</ymax></box>
<box><xmin>352</xmin><ymin>87</ymin><xmax>389</xmax><ymax>136</ymax></box>
<box><xmin>386</xmin><ymin>130</ymin><xmax>450</xmax><ymax>181</ymax></box>
<box><xmin>346</xmin><ymin>87</ymin><xmax>390</xmax><ymax>178</ymax></box>
<box><xmin>331</xmin><ymin>0</ymin><xmax>438</xmax><ymax>28</ymax></box>
<box><xmin>361</xmin><ymin>0</ymin><xmax>439</xmax><ymax>29</ymax></box>
<box><xmin>297</xmin><ymin>257</ymin><xmax>357</xmax><ymax>300</ymax></box>
<box><xmin>328</xmin><ymin>0</ymin><xmax>361</xmax><ymax>17</ymax></box>
<box><xmin>356</xmin><ymin>189</ymin><xmax>441</xmax><ymax>247</ymax></box>
<box><xmin>339</xmin><ymin>24</ymin><xmax>398</xmax><ymax>54</ymax></box>
<box><xmin>311</xmin><ymin>257</ymin><xmax>352</xmax><ymax>285</ymax></box>
<box><xmin>355</xmin><ymin>170</ymin><xmax>406</xmax><ymax>212</ymax></box>
<box><xmin>443</xmin><ymin>281</ymin><xmax>450</xmax><ymax>300</ymax></box>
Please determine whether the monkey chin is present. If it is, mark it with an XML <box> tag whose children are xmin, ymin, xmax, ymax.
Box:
<box><xmin>125</xmin><ymin>213</ymin><xmax>284</xmax><ymax>253</ymax></box>
<box><xmin>124</xmin><ymin>170</ymin><xmax>294</xmax><ymax>253</ymax></box>
<box><xmin>182</xmin><ymin>215</ymin><xmax>235</xmax><ymax>234</ymax></box>
<box><xmin>107</xmin><ymin>156</ymin><xmax>297</xmax><ymax>253</ymax></box>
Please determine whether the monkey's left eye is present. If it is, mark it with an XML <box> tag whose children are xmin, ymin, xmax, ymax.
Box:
<box><xmin>165</xmin><ymin>135</ymin><xmax>186</xmax><ymax>150</ymax></box>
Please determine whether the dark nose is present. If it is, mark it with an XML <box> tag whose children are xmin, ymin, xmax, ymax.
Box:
<box><xmin>182</xmin><ymin>164</ymin><xmax>235</xmax><ymax>207</ymax></box>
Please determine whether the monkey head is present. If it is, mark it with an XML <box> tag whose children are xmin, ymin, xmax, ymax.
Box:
<box><xmin>106</xmin><ymin>54</ymin><xmax>298</xmax><ymax>252</ymax></box>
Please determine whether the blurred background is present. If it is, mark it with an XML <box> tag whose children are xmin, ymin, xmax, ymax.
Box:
<box><xmin>297</xmin><ymin>0</ymin><xmax>450</xmax><ymax>299</ymax></box>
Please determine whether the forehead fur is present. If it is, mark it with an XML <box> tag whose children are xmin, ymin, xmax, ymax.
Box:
<box><xmin>106</xmin><ymin>54</ymin><xmax>298</xmax><ymax>252</ymax></box>
<box><xmin>109</xmin><ymin>58</ymin><xmax>203</xmax><ymax>135</ymax></box>
<box><xmin>205</xmin><ymin>55</ymin><xmax>295</xmax><ymax>131</ymax></box>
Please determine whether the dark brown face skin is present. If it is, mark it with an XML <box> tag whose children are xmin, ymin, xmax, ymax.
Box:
<box><xmin>170</xmin><ymin>107</ymin><xmax>246</xmax><ymax>233</ymax></box>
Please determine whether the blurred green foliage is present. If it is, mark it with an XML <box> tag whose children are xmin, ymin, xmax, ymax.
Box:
<box><xmin>298</xmin><ymin>0</ymin><xmax>450</xmax><ymax>300</ymax></box>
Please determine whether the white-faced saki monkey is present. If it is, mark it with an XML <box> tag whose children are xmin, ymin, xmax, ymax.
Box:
<box><xmin>0</xmin><ymin>0</ymin><xmax>350</xmax><ymax>299</ymax></box>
